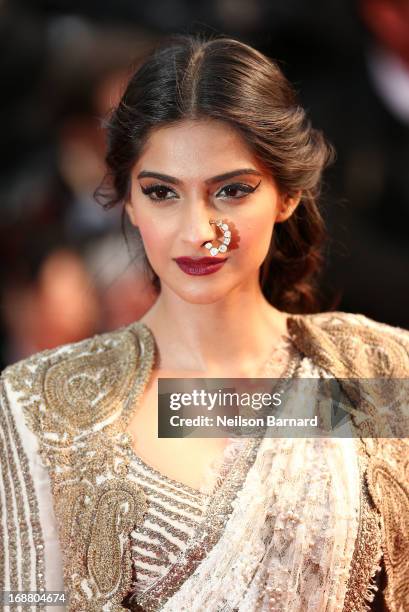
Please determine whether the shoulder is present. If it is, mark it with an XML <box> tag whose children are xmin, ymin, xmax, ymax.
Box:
<box><xmin>0</xmin><ymin>321</ymin><xmax>154</xmax><ymax>440</ymax></box>
<box><xmin>305</xmin><ymin>310</ymin><xmax>409</xmax><ymax>356</ymax></box>
<box><xmin>287</xmin><ymin>310</ymin><xmax>409</xmax><ymax>377</ymax></box>
<box><xmin>302</xmin><ymin>310</ymin><xmax>408</xmax><ymax>337</ymax></box>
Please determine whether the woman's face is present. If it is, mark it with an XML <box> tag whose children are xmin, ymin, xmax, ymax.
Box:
<box><xmin>126</xmin><ymin>118</ymin><xmax>299</xmax><ymax>304</ymax></box>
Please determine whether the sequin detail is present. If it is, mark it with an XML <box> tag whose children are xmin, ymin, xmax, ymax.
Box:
<box><xmin>128</xmin><ymin>437</ymin><xmax>262</xmax><ymax>612</ymax></box>
<box><xmin>122</xmin><ymin>440</ymin><xmax>248</xmax><ymax>605</ymax></box>
<box><xmin>2</xmin><ymin>311</ymin><xmax>408</xmax><ymax>611</ymax></box>
<box><xmin>0</xmin><ymin>379</ymin><xmax>47</xmax><ymax>606</ymax></box>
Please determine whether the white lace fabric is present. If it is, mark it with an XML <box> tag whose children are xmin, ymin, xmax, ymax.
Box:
<box><xmin>200</xmin><ymin>333</ymin><xmax>298</xmax><ymax>495</ymax></box>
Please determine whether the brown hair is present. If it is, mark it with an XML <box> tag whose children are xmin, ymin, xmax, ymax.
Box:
<box><xmin>96</xmin><ymin>33</ymin><xmax>335</xmax><ymax>313</ymax></box>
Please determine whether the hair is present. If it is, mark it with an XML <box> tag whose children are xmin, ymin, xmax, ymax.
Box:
<box><xmin>95</xmin><ymin>33</ymin><xmax>335</xmax><ymax>314</ymax></box>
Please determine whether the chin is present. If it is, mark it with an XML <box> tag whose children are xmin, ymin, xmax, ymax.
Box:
<box><xmin>164</xmin><ymin>281</ymin><xmax>229</xmax><ymax>305</ymax></box>
<box><xmin>181</xmin><ymin>294</ymin><xmax>224</xmax><ymax>305</ymax></box>
<box><xmin>179</xmin><ymin>290</ymin><xmax>228</xmax><ymax>305</ymax></box>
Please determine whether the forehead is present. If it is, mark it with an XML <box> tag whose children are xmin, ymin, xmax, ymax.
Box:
<box><xmin>135</xmin><ymin>118</ymin><xmax>262</xmax><ymax>176</ymax></box>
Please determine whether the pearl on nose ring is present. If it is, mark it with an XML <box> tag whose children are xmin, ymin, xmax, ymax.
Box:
<box><xmin>204</xmin><ymin>219</ymin><xmax>232</xmax><ymax>256</ymax></box>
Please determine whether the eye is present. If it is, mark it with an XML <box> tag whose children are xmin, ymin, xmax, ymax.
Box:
<box><xmin>140</xmin><ymin>184</ymin><xmax>178</xmax><ymax>201</ymax></box>
<box><xmin>216</xmin><ymin>181</ymin><xmax>261</xmax><ymax>200</ymax></box>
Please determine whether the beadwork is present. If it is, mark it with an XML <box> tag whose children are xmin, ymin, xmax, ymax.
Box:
<box><xmin>1</xmin><ymin>311</ymin><xmax>409</xmax><ymax>611</ymax></box>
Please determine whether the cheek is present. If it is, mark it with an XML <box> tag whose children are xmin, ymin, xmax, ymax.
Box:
<box><xmin>234</xmin><ymin>191</ymin><xmax>277</xmax><ymax>251</ymax></box>
<box><xmin>137</xmin><ymin>216</ymin><xmax>173</xmax><ymax>260</ymax></box>
<box><xmin>237</xmin><ymin>214</ymin><xmax>275</xmax><ymax>264</ymax></box>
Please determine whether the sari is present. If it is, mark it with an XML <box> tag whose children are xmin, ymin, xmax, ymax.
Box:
<box><xmin>1</xmin><ymin>311</ymin><xmax>408</xmax><ymax>611</ymax></box>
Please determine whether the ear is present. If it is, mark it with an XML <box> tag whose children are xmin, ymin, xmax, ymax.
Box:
<box><xmin>125</xmin><ymin>199</ymin><xmax>138</xmax><ymax>227</ymax></box>
<box><xmin>275</xmin><ymin>191</ymin><xmax>302</xmax><ymax>223</ymax></box>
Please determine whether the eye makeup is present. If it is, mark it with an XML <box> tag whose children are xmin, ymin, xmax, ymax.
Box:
<box><xmin>140</xmin><ymin>179</ymin><xmax>262</xmax><ymax>202</ymax></box>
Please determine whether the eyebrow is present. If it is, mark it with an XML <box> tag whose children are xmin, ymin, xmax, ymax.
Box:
<box><xmin>136</xmin><ymin>168</ymin><xmax>263</xmax><ymax>185</ymax></box>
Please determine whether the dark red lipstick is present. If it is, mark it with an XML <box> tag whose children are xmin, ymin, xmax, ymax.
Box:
<box><xmin>174</xmin><ymin>256</ymin><xmax>228</xmax><ymax>276</ymax></box>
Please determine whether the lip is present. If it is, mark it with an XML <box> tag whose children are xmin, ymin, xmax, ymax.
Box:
<box><xmin>174</xmin><ymin>256</ymin><xmax>228</xmax><ymax>276</ymax></box>
<box><xmin>175</xmin><ymin>256</ymin><xmax>227</xmax><ymax>264</ymax></box>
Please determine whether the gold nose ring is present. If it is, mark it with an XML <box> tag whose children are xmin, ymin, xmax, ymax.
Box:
<box><xmin>204</xmin><ymin>219</ymin><xmax>232</xmax><ymax>256</ymax></box>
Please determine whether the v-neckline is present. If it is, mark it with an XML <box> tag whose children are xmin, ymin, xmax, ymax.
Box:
<box><xmin>114</xmin><ymin>317</ymin><xmax>303</xmax><ymax>610</ymax></box>
<box><xmin>115</xmin><ymin>315</ymin><xmax>300</xmax><ymax>495</ymax></box>
<box><xmin>117</xmin><ymin>316</ymin><xmax>301</xmax><ymax>493</ymax></box>
<box><xmin>127</xmin><ymin>434</ymin><xmax>252</xmax><ymax>500</ymax></box>
<box><xmin>126</xmin><ymin>435</ymin><xmax>262</xmax><ymax>611</ymax></box>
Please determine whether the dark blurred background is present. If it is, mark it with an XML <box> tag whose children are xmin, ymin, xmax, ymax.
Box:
<box><xmin>1</xmin><ymin>0</ymin><xmax>408</xmax><ymax>367</ymax></box>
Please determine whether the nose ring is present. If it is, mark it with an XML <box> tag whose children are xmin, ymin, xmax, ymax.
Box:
<box><xmin>204</xmin><ymin>219</ymin><xmax>232</xmax><ymax>256</ymax></box>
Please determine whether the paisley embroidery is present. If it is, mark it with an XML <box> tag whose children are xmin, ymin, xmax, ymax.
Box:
<box><xmin>43</xmin><ymin>334</ymin><xmax>140</xmax><ymax>438</ymax></box>
<box><xmin>287</xmin><ymin>311</ymin><xmax>409</xmax><ymax>379</ymax></box>
<box><xmin>366</xmin><ymin>459</ymin><xmax>409</xmax><ymax>609</ymax></box>
<box><xmin>6</xmin><ymin>325</ymin><xmax>155</xmax><ymax>610</ymax></box>
<box><xmin>43</xmin><ymin>347</ymin><xmax>137</xmax><ymax>430</ymax></box>
<box><xmin>4</xmin><ymin>312</ymin><xmax>409</xmax><ymax>611</ymax></box>
<box><xmin>87</xmin><ymin>481</ymin><xmax>148</xmax><ymax>597</ymax></box>
<box><xmin>6</xmin><ymin>327</ymin><xmax>142</xmax><ymax>444</ymax></box>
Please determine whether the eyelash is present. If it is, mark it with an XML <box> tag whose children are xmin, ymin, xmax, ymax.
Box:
<box><xmin>140</xmin><ymin>181</ymin><xmax>261</xmax><ymax>202</ymax></box>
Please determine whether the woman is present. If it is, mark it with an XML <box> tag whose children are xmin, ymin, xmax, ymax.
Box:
<box><xmin>1</xmin><ymin>34</ymin><xmax>408</xmax><ymax>612</ymax></box>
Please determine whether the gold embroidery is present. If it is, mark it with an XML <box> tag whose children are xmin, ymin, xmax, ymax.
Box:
<box><xmin>6</xmin><ymin>327</ymin><xmax>141</xmax><ymax>442</ymax></box>
<box><xmin>134</xmin><ymin>437</ymin><xmax>263</xmax><ymax>612</ymax></box>
<box><xmin>342</xmin><ymin>439</ymin><xmax>383</xmax><ymax>612</ymax></box>
<box><xmin>125</xmin><ymin>457</ymin><xmax>210</xmax><ymax>603</ymax></box>
<box><xmin>366</xmin><ymin>450</ymin><xmax>409</xmax><ymax>611</ymax></box>
<box><xmin>3</xmin><ymin>312</ymin><xmax>409</xmax><ymax>611</ymax></box>
<box><xmin>287</xmin><ymin>313</ymin><xmax>409</xmax><ymax>438</ymax></box>
<box><xmin>0</xmin><ymin>379</ymin><xmax>46</xmax><ymax>599</ymax></box>
<box><xmin>51</xmin><ymin>479</ymin><xmax>146</xmax><ymax>611</ymax></box>
<box><xmin>0</xmin><ymin>395</ymin><xmax>18</xmax><ymax>591</ymax></box>
<box><xmin>5</xmin><ymin>325</ymin><xmax>155</xmax><ymax>611</ymax></box>
<box><xmin>43</xmin><ymin>343</ymin><xmax>138</xmax><ymax>432</ymax></box>
<box><xmin>135</xmin><ymin>526</ymin><xmax>183</xmax><ymax>557</ymax></box>
<box><xmin>287</xmin><ymin>312</ymin><xmax>409</xmax><ymax>612</ymax></box>
<box><xmin>88</xmin><ymin>481</ymin><xmax>148</xmax><ymax>595</ymax></box>
<box><xmin>0</xmin><ymin>465</ymin><xmax>3</xmax><ymax>595</ymax></box>
<box><xmin>128</xmin><ymin>462</ymin><xmax>207</xmax><ymax>504</ymax></box>
<box><xmin>287</xmin><ymin>311</ymin><xmax>409</xmax><ymax>379</ymax></box>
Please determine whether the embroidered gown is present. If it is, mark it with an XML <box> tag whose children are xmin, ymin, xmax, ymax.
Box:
<box><xmin>1</xmin><ymin>311</ymin><xmax>408</xmax><ymax>611</ymax></box>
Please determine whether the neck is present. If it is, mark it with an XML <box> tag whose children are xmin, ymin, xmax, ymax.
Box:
<box><xmin>139</xmin><ymin>277</ymin><xmax>290</xmax><ymax>375</ymax></box>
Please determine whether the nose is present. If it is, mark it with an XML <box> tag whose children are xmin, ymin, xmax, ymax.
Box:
<box><xmin>178</xmin><ymin>200</ymin><xmax>217</xmax><ymax>249</ymax></box>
